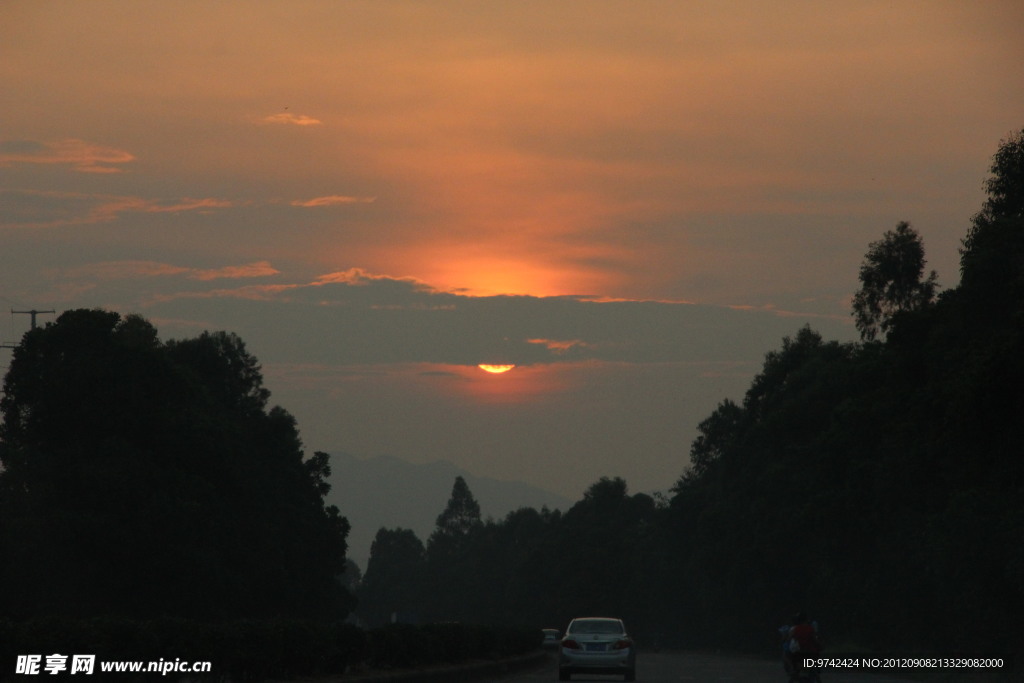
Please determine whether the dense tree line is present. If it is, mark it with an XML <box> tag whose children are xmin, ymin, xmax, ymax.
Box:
<box><xmin>0</xmin><ymin>312</ymin><xmax>353</xmax><ymax>621</ymax></box>
<box><xmin>356</xmin><ymin>130</ymin><xmax>1024</xmax><ymax>663</ymax></box>
<box><xmin>357</xmin><ymin>475</ymin><xmax>661</xmax><ymax>632</ymax></box>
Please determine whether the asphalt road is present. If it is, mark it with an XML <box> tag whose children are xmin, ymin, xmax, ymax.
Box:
<box><xmin>484</xmin><ymin>651</ymin><xmax>917</xmax><ymax>683</ymax></box>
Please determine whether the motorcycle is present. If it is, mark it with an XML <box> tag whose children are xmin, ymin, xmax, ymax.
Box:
<box><xmin>786</xmin><ymin>653</ymin><xmax>822</xmax><ymax>683</ymax></box>
<box><xmin>779</xmin><ymin>624</ymin><xmax>822</xmax><ymax>683</ymax></box>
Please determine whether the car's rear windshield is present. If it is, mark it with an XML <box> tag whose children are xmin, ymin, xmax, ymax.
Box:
<box><xmin>568</xmin><ymin>619</ymin><xmax>624</xmax><ymax>634</ymax></box>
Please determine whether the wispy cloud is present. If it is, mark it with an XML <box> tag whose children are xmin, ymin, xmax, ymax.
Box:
<box><xmin>0</xmin><ymin>139</ymin><xmax>134</xmax><ymax>173</ymax></box>
<box><xmin>727</xmin><ymin>303</ymin><xmax>849</xmax><ymax>321</ymax></box>
<box><xmin>61</xmin><ymin>260</ymin><xmax>279</xmax><ymax>282</ymax></box>
<box><xmin>314</xmin><ymin>268</ymin><xmax>434</xmax><ymax>291</ymax></box>
<box><xmin>139</xmin><ymin>198</ymin><xmax>235</xmax><ymax>214</ymax></box>
<box><xmin>0</xmin><ymin>190</ymin><xmax>234</xmax><ymax>229</ymax></box>
<box><xmin>61</xmin><ymin>261</ymin><xmax>191</xmax><ymax>280</ymax></box>
<box><xmin>527</xmin><ymin>338</ymin><xmax>592</xmax><ymax>354</ymax></box>
<box><xmin>290</xmin><ymin>195</ymin><xmax>377</xmax><ymax>207</ymax></box>
<box><xmin>150</xmin><ymin>284</ymin><xmax>298</xmax><ymax>303</ymax></box>
<box><xmin>190</xmin><ymin>261</ymin><xmax>280</xmax><ymax>281</ymax></box>
<box><xmin>88</xmin><ymin>196</ymin><xmax>234</xmax><ymax>223</ymax></box>
<box><xmin>261</xmin><ymin>113</ymin><xmax>322</xmax><ymax>126</ymax></box>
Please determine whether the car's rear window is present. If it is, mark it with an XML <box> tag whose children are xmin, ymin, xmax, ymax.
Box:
<box><xmin>569</xmin><ymin>619</ymin><xmax>624</xmax><ymax>634</ymax></box>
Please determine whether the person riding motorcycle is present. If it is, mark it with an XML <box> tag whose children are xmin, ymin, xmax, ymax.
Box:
<box><xmin>780</xmin><ymin>612</ymin><xmax>821</xmax><ymax>682</ymax></box>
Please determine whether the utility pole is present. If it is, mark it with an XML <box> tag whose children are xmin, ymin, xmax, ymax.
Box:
<box><xmin>11</xmin><ymin>309</ymin><xmax>55</xmax><ymax>331</ymax></box>
<box><xmin>3</xmin><ymin>309</ymin><xmax>56</xmax><ymax>349</ymax></box>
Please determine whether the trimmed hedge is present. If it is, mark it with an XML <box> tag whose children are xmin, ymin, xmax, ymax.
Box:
<box><xmin>0</xmin><ymin>618</ymin><xmax>540</xmax><ymax>681</ymax></box>
<box><xmin>366</xmin><ymin>622</ymin><xmax>541</xmax><ymax>670</ymax></box>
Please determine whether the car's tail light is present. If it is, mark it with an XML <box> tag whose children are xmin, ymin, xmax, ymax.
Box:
<box><xmin>562</xmin><ymin>639</ymin><xmax>582</xmax><ymax>650</ymax></box>
<box><xmin>612</xmin><ymin>639</ymin><xmax>632</xmax><ymax>650</ymax></box>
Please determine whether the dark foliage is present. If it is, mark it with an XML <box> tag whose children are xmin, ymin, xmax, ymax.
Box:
<box><xmin>358</xmin><ymin>528</ymin><xmax>427</xmax><ymax>627</ymax></box>
<box><xmin>0</xmin><ymin>312</ymin><xmax>353</xmax><ymax>622</ymax></box>
<box><xmin>364</xmin><ymin>622</ymin><xmax>539</xmax><ymax>670</ymax></box>
<box><xmin>852</xmin><ymin>221</ymin><xmax>938</xmax><ymax>341</ymax></box>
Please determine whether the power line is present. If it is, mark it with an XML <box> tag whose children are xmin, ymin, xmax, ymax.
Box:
<box><xmin>11</xmin><ymin>309</ymin><xmax>55</xmax><ymax>331</ymax></box>
<box><xmin>3</xmin><ymin>309</ymin><xmax>57</xmax><ymax>349</ymax></box>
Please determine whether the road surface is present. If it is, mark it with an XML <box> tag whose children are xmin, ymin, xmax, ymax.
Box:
<box><xmin>485</xmin><ymin>651</ymin><xmax>916</xmax><ymax>683</ymax></box>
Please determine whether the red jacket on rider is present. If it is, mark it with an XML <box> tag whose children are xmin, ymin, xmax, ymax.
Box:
<box><xmin>790</xmin><ymin>622</ymin><xmax>820</xmax><ymax>654</ymax></box>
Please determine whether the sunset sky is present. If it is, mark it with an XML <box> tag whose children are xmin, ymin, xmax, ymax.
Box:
<box><xmin>3</xmin><ymin>1</ymin><xmax>1023</xmax><ymax>502</ymax></box>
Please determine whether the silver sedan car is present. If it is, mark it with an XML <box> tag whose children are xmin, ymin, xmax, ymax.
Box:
<box><xmin>558</xmin><ymin>616</ymin><xmax>636</xmax><ymax>681</ymax></box>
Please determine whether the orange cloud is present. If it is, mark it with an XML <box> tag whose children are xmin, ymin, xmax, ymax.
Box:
<box><xmin>0</xmin><ymin>190</ymin><xmax>236</xmax><ymax>229</ymax></box>
<box><xmin>190</xmin><ymin>261</ymin><xmax>281</xmax><ymax>281</ymax></box>
<box><xmin>61</xmin><ymin>261</ymin><xmax>190</xmax><ymax>280</ymax></box>
<box><xmin>290</xmin><ymin>195</ymin><xmax>377</xmax><ymax>207</ymax></box>
<box><xmin>527</xmin><ymin>338</ymin><xmax>591</xmax><ymax>354</ymax></box>
<box><xmin>140</xmin><ymin>198</ymin><xmax>235</xmax><ymax>213</ymax></box>
<box><xmin>314</xmin><ymin>268</ymin><xmax>434</xmax><ymax>290</ymax></box>
<box><xmin>0</xmin><ymin>139</ymin><xmax>134</xmax><ymax>173</ymax></box>
<box><xmin>261</xmin><ymin>113</ymin><xmax>322</xmax><ymax>126</ymax></box>
<box><xmin>84</xmin><ymin>197</ymin><xmax>233</xmax><ymax>225</ymax></box>
<box><xmin>61</xmin><ymin>260</ymin><xmax>279</xmax><ymax>282</ymax></box>
<box><xmin>148</xmin><ymin>284</ymin><xmax>299</xmax><ymax>304</ymax></box>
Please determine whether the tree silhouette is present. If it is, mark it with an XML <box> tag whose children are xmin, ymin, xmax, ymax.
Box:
<box><xmin>0</xmin><ymin>309</ymin><xmax>352</xmax><ymax>620</ymax></box>
<box><xmin>358</xmin><ymin>528</ymin><xmax>426</xmax><ymax>626</ymax></box>
<box><xmin>960</xmin><ymin>128</ymin><xmax>1024</xmax><ymax>301</ymax></box>
<box><xmin>424</xmin><ymin>476</ymin><xmax>483</xmax><ymax>622</ymax></box>
<box><xmin>966</xmin><ymin>128</ymin><xmax>1024</xmax><ymax>239</ymax></box>
<box><xmin>683</xmin><ymin>398</ymin><xmax>744</xmax><ymax>482</ymax></box>
<box><xmin>852</xmin><ymin>221</ymin><xmax>938</xmax><ymax>341</ymax></box>
<box><xmin>431</xmin><ymin>475</ymin><xmax>482</xmax><ymax>542</ymax></box>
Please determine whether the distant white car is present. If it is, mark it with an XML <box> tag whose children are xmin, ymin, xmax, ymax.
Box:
<box><xmin>542</xmin><ymin>628</ymin><xmax>560</xmax><ymax>648</ymax></box>
<box><xmin>558</xmin><ymin>617</ymin><xmax>636</xmax><ymax>681</ymax></box>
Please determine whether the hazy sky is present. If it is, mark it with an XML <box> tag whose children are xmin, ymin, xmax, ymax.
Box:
<box><xmin>2</xmin><ymin>1</ymin><xmax>1022</xmax><ymax>500</ymax></box>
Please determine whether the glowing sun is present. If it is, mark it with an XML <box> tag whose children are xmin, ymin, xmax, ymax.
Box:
<box><xmin>478</xmin><ymin>364</ymin><xmax>516</xmax><ymax>374</ymax></box>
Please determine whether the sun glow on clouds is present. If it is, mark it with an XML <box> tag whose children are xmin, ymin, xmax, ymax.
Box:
<box><xmin>445</xmin><ymin>260</ymin><xmax>559</xmax><ymax>297</ymax></box>
<box><xmin>314</xmin><ymin>268</ymin><xmax>435</xmax><ymax>291</ymax></box>
<box><xmin>391</xmin><ymin>248</ymin><xmax>619</xmax><ymax>298</ymax></box>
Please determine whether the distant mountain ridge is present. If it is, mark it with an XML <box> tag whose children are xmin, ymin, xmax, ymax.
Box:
<box><xmin>323</xmin><ymin>452</ymin><xmax>573</xmax><ymax>570</ymax></box>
